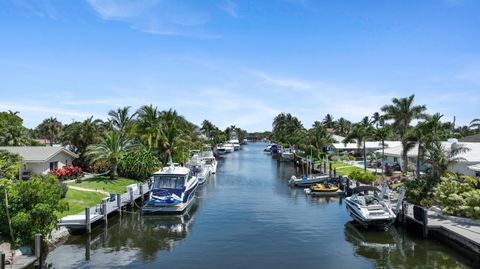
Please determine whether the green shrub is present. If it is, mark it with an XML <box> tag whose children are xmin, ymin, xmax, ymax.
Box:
<box><xmin>348</xmin><ymin>170</ymin><xmax>376</xmax><ymax>184</ymax></box>
<box><xmin>348</xmin><ymin>156</ymin><xmax>356</xmax><ymax>161</ymax></box>
<box><xmin>329</xmin><ymin>155</ymin><xmax>339</xmax><ymax>162</ymax></box>
<box><xmin>118</xmin><ymin>149</ymin><xmax>161</xmax><ymax>180</ymax></box>
<box><xmin>434</xmin><ymin>178</ymin><xmax>480</xmax><ymax>219</ymax></box>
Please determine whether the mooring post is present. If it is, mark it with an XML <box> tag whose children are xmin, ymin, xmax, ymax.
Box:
<box><xmin>139</xmin><ymin>184</ymin><xmax>144</xmax><ymax>202</ymax></box>
<box><xmin>423</xmin><ymin>207</ymin><xmax>429</xmax><ymax>239</ymax></box>
<box><xmin>1</xmin><ymin>251</ymin><xmax>5</xmax><ymax>269</ymax></box>
<box><xmin>130</xmin><ymin>188</ymin><xmax>134</xmax><ymax>206</ymax></box>
<box><xmin>333</xmin><ymin>168</ymin><xmax>337</xmax><ymax>178</ymax></box>
<box><xmin>116</xmin><ymin>193</ymin><xmax>122</xmax><ymax>215</ymax></box>
<box><xmin>402</xmin><ymin>202</ymin><xmax>407</xmax><ymax>226</ymax></box>
<box><xmin>85</xmin><ymin>207</ymin><xmax>91</xmax><ymax>234</ymax></box>
<box><xmin>329</xmin><ymin>163</ymin><xmax>332</xmax><ymax>178</ymax></box>
<box><xmin>102</xmin><ymin>199</ymin><xmax>108</xmax><ymax>224</ymax></box>
<box><xmin>323</xmin><ymin>162</ymin><xmax>327</xmax><ymax>175</ymax></box>
<box><xmin>35</xmin><ymin>233</ymin><xmax>42</xmax><ymax>265</ymax></box>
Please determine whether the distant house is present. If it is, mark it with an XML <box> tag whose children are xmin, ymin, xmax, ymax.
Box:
<box><xmin>0</xmin><ymin>146</ymin><xmax>79</xmax><ymax>176</ymax></box>
<box><xmin>459</xmin><ymin>133</ymin><xmax>480</xmax><ymax>143</ymax></box>
<box><xmin>329</xmin><ymin>141</ymin><xmax>402</xmax><ymax>155</ymax></box>
<box><xmin>378</xmin><ymin>141</ymin><xmax>480</xmax><ymax>177</ymax></box>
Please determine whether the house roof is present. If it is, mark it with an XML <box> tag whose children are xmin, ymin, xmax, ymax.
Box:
<box><xmin>459</xmin><ymin>133</ymin><xmax>480</xmax><ymax>143</ymax></box>
<box><xmin>331</xmin><ymin>141</ymin><xmax>402</xmax><ymax>150</ymax></box>
<box><xmin>468</xmin><ymin>163</ymin><xmax>480</xmax><ymax>172</ymax></box>
<box><xmin>0</xmin><ymin>146</ymin><xmax>79</xmax><ymax>163</ymax></box>
<box><xmin>378</xmin><ymin>142</ymin><xmax>480</xmax><ymax>163</ymax></box>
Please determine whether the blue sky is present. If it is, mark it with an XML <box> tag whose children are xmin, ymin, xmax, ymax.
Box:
<box><xmin>1</xmin><ymin>0</ymin><xmax>479</xmax><ymax>131</ymax></box>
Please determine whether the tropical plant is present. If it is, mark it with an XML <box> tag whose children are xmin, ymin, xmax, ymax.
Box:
<box><xmin>334</xmin><ymin>117</ymin><xmax>352</xmax><ymax>136</ymax></box>
<box><xmin>108</xmin><ymin>106</ymin><xmax>137</xmax><ymax>138</ymax></box>
<box><xmin>136</xmin><ymin>105</ymin><xmax>161</xmax><ymax>150</ymax></box>
<box><xmin>470</xmin><ymin>118</ymin><xmax>480</xmax><ymax>131</ymax></box>
<box><xmin>272</xmin><ymin>113</ymin><xmax>305</xmax><ymax>147</ymax></box>
<box><xmin>305</xmin><ymin>123</ymin><xmax>334</xmax><ymax>160</ymax></box>
<box><xmin>322</xmin><ymin>114</ymin><xmax>335</xmax><ymax>128</ymax></box>
<box><xmin>434</xmin><ymin>178</ymin><xmax>480</xmax><ymax>219</ymax></box>
<box><xmin>373</xmin><ymin>126</ymin><xmax>391</xmax><ymax>179</ymax></box>
<box><xmin>85</xmin><ymin>131</ymin><xmax>137</xmax><ymax>180</ymax></box>
<box><xmin>348</xmin><ymin>170</ymin><xmax>376</xmax><ymax>184</ymax></box>
<box><xmin>118</xmin><ymin>148</ymin><xmax>161</xmax><ymax>180</ymax></box>
<box><xmin>49</xmin><ymin>165</ymin><xmax>83</xmax><ymax>180</ymax></box>
<box><xmin>61</xmin><ymin>116</ymin><xmax>104</xmax><ymax>155</ymax></box>
<box><xmin>381</xmin><ymin>95</ymin><xmax>427</xmax><ymax>172</ymax></box>
<box><xmin>0</xmin><ymin>112</ymin><xmax>32</xmax><ymax>146</ymax></box>
<box><xmin>35</xmin><ymin>117</ymin><xmax>63</xmax><ymax>146</ymax></box>
<box><xmin>343</xmin><ymin>117</ymin><xmax>374</xmax><ymax>171</ymax></box>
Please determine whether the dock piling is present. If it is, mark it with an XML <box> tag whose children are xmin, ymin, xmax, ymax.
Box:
<box><xmin>329</xmin><ymin>163</ymin><xmax>332</xmax><ymax>178</ymax></box>
<box><xmin>35</xmin><ymin>233</ymin><xmax>42</xmax><ymax>267</ymax></box>
<box><xmin>116</xmin><ymin>194</ymin><xmax>122</xmax><ymax>215</ymax></box>
<box><xmin>129</xmin><ymin>189</ymin><xmax>134</xmax><ymax>206</ymax></box>
<box><xmin>102</xmin><ymin>199</ymin><xmax>108</xmax><ymax>224</ymax></box>
<box><xmin>1</xmin><ymin>251</ymin><xmax>5</xmax><ymax>269</ymax></box>
<box><xmin>139</xmin><ymin>184</ymin><xmax>144</xmax><ymax>203</ymax></box>
<box><xmin>422</xmin><ymin>208</ymin><xmax>429</xmax><ymax>239</ymax></box>
<box><xmin>85</xmin><ymin>208</ymin><xmax>91</xmax><ymax>234</ymax></box>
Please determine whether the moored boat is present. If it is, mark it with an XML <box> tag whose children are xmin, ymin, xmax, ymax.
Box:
<box><xmin>304</xmin><ymin>182</ymin><xmax>345</xmax><ymax>196</ymax></box>
<box><xmin>142</xmin><ymin>165</ymin><xmax>198</xmax><ymax>214</ymax></box>
<box><xmin>344</xmin><ymin>186</ymin><xmax>396</xmax><ymax>229</ymax></box>
<box><xmin>289</xmin><ymin>175</ymin><xmax>329</xmax><ymax>187</ymax></box>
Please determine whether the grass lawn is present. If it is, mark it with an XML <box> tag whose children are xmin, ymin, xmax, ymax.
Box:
<box><xmin>334</xmin><ymin>165</ymin><xmax>364</xmax><ymax>176</ymax></box>
<box><xmin>66</xmin><ymin>176</ymin><xmax>143</xmax><ymax>194</ymax></box>
<box><xmin>57</xmin><ymin>189</ymin><xmax>106</xmax><ymax>219</ymax></box>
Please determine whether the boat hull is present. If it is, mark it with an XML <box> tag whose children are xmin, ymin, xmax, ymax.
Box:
<box><xmin>345</xmin><ymin>200</ymin><xmax>395</xmax><ymax>229</ymax></box>
<box><xmin>305</xmin><ymin>188</ymin><xmax>345</xmax><ymax>196</ymax></box>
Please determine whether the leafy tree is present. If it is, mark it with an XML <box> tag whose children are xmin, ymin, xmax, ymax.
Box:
<box><xmin>0</xmin><ymin>112</ymin><xmax>32</xmax><ymax>146</ymax></box>
<box><xmin>381</xmin><ymin>95</ymin><xmax>427</xmax><ymax>172</ymax></box>
<box><xmin>85</xmin><ymin>131</ymin><xmax>137</xmax><ymax>180</ymax></box>
<box><xmin>35</xmin><ymin>117</ymin><xmax>63</xmax><ymax>146</ymax></box>
<box><xmin>136</xmin><ymin>105</ymin><xmax>161</xmax><ymax>150</ymax></box>
<box><xmin>373</xmin><ymin>126</ymin><xmax>391</xmax><ymax>179</ymax></box>
<box><xmin>305</xmin><ymin>123</ymin><xmax>334</xmax><ymax>160</ymax></box>
<box><xmin>61</xmin><ymin>116</ymin><xmax>104</xmax><ymax>155</ymax></box>
<box><xmin>201</xmin><ymin>119</ymin><xmax>216</xmax><ymax>140</ymax></box>
<box><xmin>470</xmin><ymin>118</ymin><xmax>480</xmax><ymax>131</ymax></box>
<box><xmin>334</xmin><ymin>117</ymin><xmax>352</xmax><ymax>136</ymax></box>
<box><xmin>0</xmin><ymin>150</ymin><xmax>22</xmax><ymax>242</ymax></box>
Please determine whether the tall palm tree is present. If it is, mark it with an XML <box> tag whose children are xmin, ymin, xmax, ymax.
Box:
<box><xmin>371</xmin><ymin>112</ymin><xmax>385</xmax><ymax>128</ymax></box>
<box><xmin>201</xmin><ymin>120</ymin><xmax>216</xmax><ymax>139</ymax></box>
<box><xmin>381</xmin><ymin>95</ymin><xmax>427</xmax><ymax>173</ymax></box>
<box><xmin>85</xmin><ymin>131</ymin><xmax>136</xmax><ymax>180</ymax></box>
<box><xmin>36</xmin><ymin>117</ymin><xmax>63</xmax><ymax>146</ymax></box>
<box><xmin>306</xmin><ymin>124</ymin><xmax>334</xmax><ymax>160</ymax></box>
<box><xmin>424</xmin><ymin>140</ymin><xmax>470</xmax><ymax>185</ymax></box>
<box><xmin>335</xmin><ymin>117</ymin><xmax>352</xmax><ymax>136</ymax></box>
<box><xmin>322</xmin><ymin>114</ymin><xmax>335</xmax><ymax>128</ymax></box>
<box><xmin>373</xmin><ymin>126</ymin><xmax>391</xmax><ymax>179</ymax></box>
<box><xmin>108</xmin><ymin>106</ymin><xmax>137</xmax><ymax>137</ymax></box>
<box><xmin>272</xmin><ymin>113</ymin><xmax>304</xmax><ymax>147</ymax></box>
<box><xmin>343</xmin><ymin>117</ymin><xmax>374</xmax><ymax>171</ymax></box>
<box><xmin>136</xmin><ymin>105</ymin><xmax>161</xmax><ymax>150</ymax></box>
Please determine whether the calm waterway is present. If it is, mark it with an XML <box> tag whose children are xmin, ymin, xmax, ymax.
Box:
<box><xmin>45</xmin><ymin>143</ymin><xmax>477</xmax><ymax>268</ymax></box>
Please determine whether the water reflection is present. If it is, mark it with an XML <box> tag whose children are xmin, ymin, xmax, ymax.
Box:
<box><xmin>45</xmin><ymin>204</ymin><xmax>198</xmax><ymax>268</ymax></box>
<box><xmin>344</xmin><ymin>221</ymin><xmax>475</xmax><ymax>268</ymax></box>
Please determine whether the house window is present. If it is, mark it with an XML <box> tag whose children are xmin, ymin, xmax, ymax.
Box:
<box><xmin>66</xmin><ymin>159</ymin><xmax>68</xmax><ymax>165</ymax></box>
<box><xmin>393</xmin><ymin>157</ymin><xmax>398</xmax><ymax>163</ymax></box>
<box><xmin>49</xmin><ymin>162</ymin><xmax>58</xmax><ymax>171</ymax></box>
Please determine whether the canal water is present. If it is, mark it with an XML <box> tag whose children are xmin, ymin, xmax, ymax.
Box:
<box><xmin>45</xmin><ymin>143</ymin><xmax>477</xmax><ymax>268</ymax></box>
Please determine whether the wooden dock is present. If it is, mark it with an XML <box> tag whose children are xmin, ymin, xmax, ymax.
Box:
<box><xmin>58</xmin><ymin>182</ymin><xmax>151</xmax><ymax>232</ymax></box>
<box><xmin>401</xmin><ymin>202</ymin><xmax>480</xmax><ymax>255</ymax></box>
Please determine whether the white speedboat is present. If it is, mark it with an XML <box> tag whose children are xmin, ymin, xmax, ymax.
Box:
<box><xmin>279</xmin><ymin>150</ymin><xmax>294</xmax><ymax>162</ymax></box>
<box><xmin>229</xmin><ymin>139</ymin><xmax>241</xmax><ymax>151</ymax></box>
<box><xmin>223</xmin><ymin>143</ymin><xmax>235</xmax><ymax>153</ymax></box>
<box><xmin>216</xmin><ymin>145</ymin><xmax>227</xmax><ymax>155</ymax></box>
<box><xmin>345</xmin><ymin>186</ymin><xmax>396</xmax><ymax>229</ymax></box>
<box><xmin>142</xmin><ymin>165</ymin><xmax>198</xmax><ymax>213</ymax></box>
<box><xmin>186</xmin><ymin>152</ymin><xmax>209</xmax><ymax>185</ymax></box>
<box><xmin>289</xmin><ymin>175</ymin><xmax>329</xmax><ymax>187</ymax></box>
<box><xmin>200</xmin><ymin>149</ymin><xmax>217</xmax><ymax>174</ymax></box>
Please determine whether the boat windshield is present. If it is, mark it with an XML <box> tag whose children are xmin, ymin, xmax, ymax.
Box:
<box><xmin>153</xmin><ymin>175</ymin><xmax>185</xmax><ymax>189</ymax></box>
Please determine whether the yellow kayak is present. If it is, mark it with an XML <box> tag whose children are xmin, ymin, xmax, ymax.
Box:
<box><xmin>310</xmin><ymin>183</ymin><xmax>339</xmax><ymax>192</ymax></box>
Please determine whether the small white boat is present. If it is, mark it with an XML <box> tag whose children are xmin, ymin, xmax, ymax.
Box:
<box><xmin>345</xmin><ymin>186</ymin><xmax>396</xmax><ymax>229</ymax></box>
<box><xmin>279</xmin><ymin>150</ymin><xmax>294</xmax><ymax>162</ymax></box>
<box><xmin>216</xmin><ymin>145</ymin><xmax>227</xmax><ymax>155</ymax></box>
<box><xmin>229</xmin><ymin>139</ymin><xmax>241</xmax><ymax>151</ymax></box>
<box><xmin>289</xmin><ymin>175</ymin><xmax>329</xmax><ymax>187</ymax></box>
<box><xmin>142</xmin><ymin>165</ymin><xmax>198</xmax><ymax>214</ymax></box>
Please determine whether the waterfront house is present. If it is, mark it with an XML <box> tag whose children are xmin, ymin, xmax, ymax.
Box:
<box><xmin>0</xmin><ymin>146</ymin><xmax>79</xmax><ymax>177</ymax></box>
<box><xmin>329</xmin><ymin>141</ymin><xmax>402</xmax><ymax>156</ymax></box>
<box><xmin>379</xmin><ymin>140</ymin><xmax>480</xmax><ymax>177</ymax></box>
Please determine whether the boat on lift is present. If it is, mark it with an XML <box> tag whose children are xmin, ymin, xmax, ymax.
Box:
<box><xmin>200</xmin><ymin>147</ymin><xmax>217</xmax><ymax>174</ymax></box>
<box><xmin>142</xmin><ymin>165</ymin><xmax>198</xmax><ymax>214</ymax></box>
<box><xmin>344</xmin><ymin>186</ymin><xmax>396</xmax><ymax>229</ymax></box>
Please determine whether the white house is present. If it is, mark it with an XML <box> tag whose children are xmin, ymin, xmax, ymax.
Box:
<box><xmin>329</xmin><ymin>141</ymin><xmax>402</xmax><ymax>155</ymax></box>
<box><xmin>0</xmin><ymin>146</ymin><xmax>79</xmax><ymax>176</ymax></box>
<box><xmin>378</xmin><ymin>141</ymin><xmax>480</xmax><ymax>177</ymax></box>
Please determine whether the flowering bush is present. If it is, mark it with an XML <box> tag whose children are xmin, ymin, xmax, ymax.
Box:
<box><xmin>49</xmin><ymin>165</ymin><xmax>83</xmax><ymax>180</ymax></box>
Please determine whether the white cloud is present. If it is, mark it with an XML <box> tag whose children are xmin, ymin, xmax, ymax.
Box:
<box><xmin>454</xmin><ymin>64</ymin><xmax>480</xmax><ymax>85</ymax></box>
<box><xmin>249</xmin><ymin>71</ymin><xmax>312</xmax><ymax>90</ymax></box>
<box><xmin>85</xmin><ymin>0</ymin><xmax>219</xmax><ymax>38</ymax></box>
<box><xmin>221</xmin><ymin>0</ymin><xmax>240</xmax><ymax>18</ymax></box>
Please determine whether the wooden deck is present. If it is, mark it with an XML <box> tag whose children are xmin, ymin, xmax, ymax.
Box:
<box><xmin>57</xmin><ymin>182</ymin><xmax>151</xmax><ymax>232</ymax></box>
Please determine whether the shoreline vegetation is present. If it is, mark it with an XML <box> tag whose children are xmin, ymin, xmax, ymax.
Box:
<box><xmin>1</xmin><ymin>96</ymin><xmax>480</xmax><ymax>251</ymax></box>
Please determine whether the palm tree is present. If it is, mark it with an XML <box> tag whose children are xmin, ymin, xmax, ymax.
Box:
<box><xmin>335</xmin><ymin>117</ymin><xmax>352</xmax><ymax>136</ymax></box>
<box><xmin>201</xmin><ymin>120</ymin><xmax>216</xmax><ymax>139</ymax></box>
<box><xmin>85</xmin><ymin>131</ymin><xmax>136</xmax><ymax>180</ymax></box>
<box><xmin>272</xmin><ymin>113</ymin><xmax>304</xmax><ymax>147</ymax></box>
<box><xmin>322</xmin><ymin>114</ymin><xmax>335</xmax><ymax>128</ymax></box>
<box><xmin>424</xmin><ymin>140</ymin><xmax>470</xmax><ymax>185</ymax></box>
<box><xmin>371</xmin><ymin>112</ymin><xmax>385</xmax><ymax>128</ymax></box>
<box><xmin>108</xmin><ymin>106</ymin><xmax>137</xmax><ymax>137</ymax></box>
<box><xmin>381</xmin><ymin>95</ymin><xmax>427</xmax><ymax>173</ymax></box>
<box><xmin>344</xmin><ymin>117</ymin><xmax>374</xmax><ymax>171</ymax></box>
<box><xmin>61</xmin><ymin>116</ymin><xmax>104</xmax><ymax>155</ymax></box>
<box><xmin>36</xmin><ymin>117</ymin><xmax>63</xmax><ymax>146</ymax></box>
<box><xmin>470</xmin><ymin>118</ymin><xmax>480</xmax><ymax>132</ymax></box>
<box><xmin>373</xmin><ymin>126</ymin><xmax>391</xmax><ymax>179</ymax></box>
<box><xmin>306</xmin><ymin>124</ymin><xmax>334</xmax><ymax>160</ymax></box>
<box><xmin>136</xmin><ymin>105</ymin><xmax>161</xmax><ymax>150</ymax></box>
